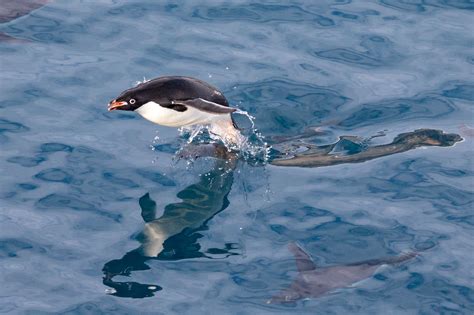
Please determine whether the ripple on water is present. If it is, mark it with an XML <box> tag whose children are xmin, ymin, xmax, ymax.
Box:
<box><xmin>338</xmin><ymin>95</ymin><xmax>455</xmax><ymax>129</ymax></box>
<box><xmin>331</xmin><ymin>10</ymin><xmax>362</xmax><ymax>21</ymax></box>
<box><xmin>102</xmin><ymin>172</ymin><xmax>139</xmax><ymax>188</ymax></box>
<box><xmin>35</xmin><ymin>193</ymin><xmax>120</xmax><ymax>220</ymax></box>
<box><xmin>17</xmin><ymin>183</ymin><xmax>38</xmax><ymax>190</ymax></box>
<box><xmin>35</xmin><ymin>168</ymin><xmax>73</xmax><ymax>184</ymax></box>
<box><xmin>0</xmin><ymin>238</ymin><xmax>38</xmax><ymax>258</ymax></box>
<box><xmin>0</xmin><ymin>118</ymin><xmax>29</xmax><ymax>133</ymax></box>
<box><xmin>441</xmin><ymin>82</ymin><xmax>474</xmax><ymax>101</ymax></box>
<box><xmin>378</xmin><ymin>0</ymin><xmax>474</xmax><ymax>12</ymax></box>
<box><xmin>7</xmin><ymin>156</ymin><xmax>46</xmax><ymax>167</ymax></box>
<box><xmin>314</xmin><ymin>35</ymin><xmax>403</xmax><ymax>69</ymax></box>
<box><xmin>191</xmin><ymin>3</ymin><xmax>335</xmax><ymax>26</ymax></box>
<box><xmin>0</xmin><ymin>0</ymin><xmax>473</xmax><ymax>313</ymax></box>
<box><xmin>136</xmin><ymin>169</ymin><xmax>176</xmax><ymax>187</ymax></box>
<box><xmin>40</xmin><ymin>142</ymin><xmax>74</xmax><ymax>153</ymax></box>
<box><xmin>227</xmin><ymin>79</ymin><xmax>350</xmax><ymax>136</ymax></box>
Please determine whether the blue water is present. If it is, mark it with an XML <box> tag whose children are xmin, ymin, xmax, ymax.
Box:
<box><xmin>1</xmin><ymin>1</ymin><xmax>473</xmax><ymax>314</ymax></box>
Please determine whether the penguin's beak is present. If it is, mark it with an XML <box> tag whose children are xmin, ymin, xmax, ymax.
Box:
<box><xmin>108</xmin><ymin>100</ymin><xmax>128</xmax><ymax>111</ymax></box>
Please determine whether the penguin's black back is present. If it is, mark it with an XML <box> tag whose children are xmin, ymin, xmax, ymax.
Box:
<box><xmin>120</xmin><ymin>76</ymin><xmax>230</xmax><ymax>107</ymax></box>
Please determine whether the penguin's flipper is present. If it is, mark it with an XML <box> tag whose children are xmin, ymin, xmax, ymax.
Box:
<box><xmin>158</xmin><ymin>103</ymin><xmax>188</xmax><ymax>112</ymax></box>
<box><xmin>172</xmin><ymin>98</ymin><xmax>236</xmax><ymax>114</ymax></box>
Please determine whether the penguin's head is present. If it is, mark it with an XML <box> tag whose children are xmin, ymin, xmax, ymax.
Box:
<box><xmin>108</xmin><ymin>88</ymin><xmax>145</xmax><ymax>112</ymax></box>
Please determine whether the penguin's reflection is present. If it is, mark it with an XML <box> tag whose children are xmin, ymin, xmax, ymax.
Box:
<box><xmin>102</xmin><ymin>146</ymin><xmax>238</xmax><ymax>298</ymax></box>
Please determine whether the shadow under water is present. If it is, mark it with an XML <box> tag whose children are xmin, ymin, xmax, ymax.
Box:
<box><xmin>271</xmin><ymin>129</ymin><xmax>462</xmax><ymax>167</ymax></box>
<box><xmin>102</xmin><ymin>155</ymin><xmax>239</xmax><ymax>298</ymax></box>
<box><xmin>268</xmin><ymin>242</ymin><xmax>418</xmax><ymax>304</ymax></box>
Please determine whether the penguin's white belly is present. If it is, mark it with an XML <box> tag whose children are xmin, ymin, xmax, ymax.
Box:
<box><xmin>135</xmin><ymin>101</ymin><xmax>225</xmax><ymax>127</ymax></box>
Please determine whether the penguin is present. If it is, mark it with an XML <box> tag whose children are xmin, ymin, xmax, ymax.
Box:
<box><xmin>108</xmin><ymin>76</ymin><xmax>243</xmax><ymax>144</ymax></box>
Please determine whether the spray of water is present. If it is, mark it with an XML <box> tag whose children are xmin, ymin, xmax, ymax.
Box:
<box><xmin>135</xmin><ymin>77</ymin><xmax>150</xmax><ymax>86</ymax></box>
<box><xmin>149</xmin><ymin>108</ymin><xmax>272</xmax><ymax>200</ymax></box>
<box><xmin>233</xmin><ymin>109</ymin><xmax>271</xmax><ymax>163</ymax></box>
<box><xmin>175</xmin><ymin>108</ymin><xmax>271</xmax><ymax>164</ymax></box>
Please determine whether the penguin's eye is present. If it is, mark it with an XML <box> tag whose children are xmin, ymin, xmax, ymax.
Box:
<box><xmin>129</xmin><ymin>98</ymin><xmax>136</xmax><ymax>105</ymax></box>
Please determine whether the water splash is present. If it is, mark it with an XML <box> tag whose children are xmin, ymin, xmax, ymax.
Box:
<box><xmin>147</xmin><ymin>106</ymin><xmax>270</xmax><ymax>167</ymax></box>
<box><xmin>135</xmin><ymin>77</ymin><xmax>150</xmax><ymax>86</ymax></box>
<box><xmin>150</xmin><ymin>131</ymin><xmax>160</xmax><ymax>150</ymax></box>
<box><xmin>150</xmin><ymin>131</ymin><xmax>159</xmax><ymax>164</ymax></box>
<box><xmin>176</xmin><ymin>109</ymin><xmax>271</xmax><ymax>165</ymax></box>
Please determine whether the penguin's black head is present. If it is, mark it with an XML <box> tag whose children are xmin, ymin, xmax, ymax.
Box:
<box><xmin>108</xmin><ymin>88</ymin><xmax>145</xmax><ymax>112</ymax></box>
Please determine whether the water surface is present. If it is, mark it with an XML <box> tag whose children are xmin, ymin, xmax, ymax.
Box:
<box><xmin>0</xmin><ymin>0</ymin><xmax>473</xmax><ymax>314</ymax></box>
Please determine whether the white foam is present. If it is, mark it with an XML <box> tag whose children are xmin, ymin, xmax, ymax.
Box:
<box><xmin>179</xmin><ymin>108</ymin><xmax>271</xmax><ymax>164</ymax></box>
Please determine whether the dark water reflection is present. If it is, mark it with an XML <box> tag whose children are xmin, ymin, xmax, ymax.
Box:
<box><xmin>0</xmin><ymin>0</ymin><xmax>473</xmax><ymax>314</ymax></box>
<box><xmin>103</xmin><ymin>157</ymin><xmax>238</xmax><ymax>298</ymax></box>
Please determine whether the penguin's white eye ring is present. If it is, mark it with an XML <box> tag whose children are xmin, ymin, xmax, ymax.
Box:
<box><xmin>129</xmin><ymin>98</ymin><xmax>136</xmax><ymax>105</ymax></box>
